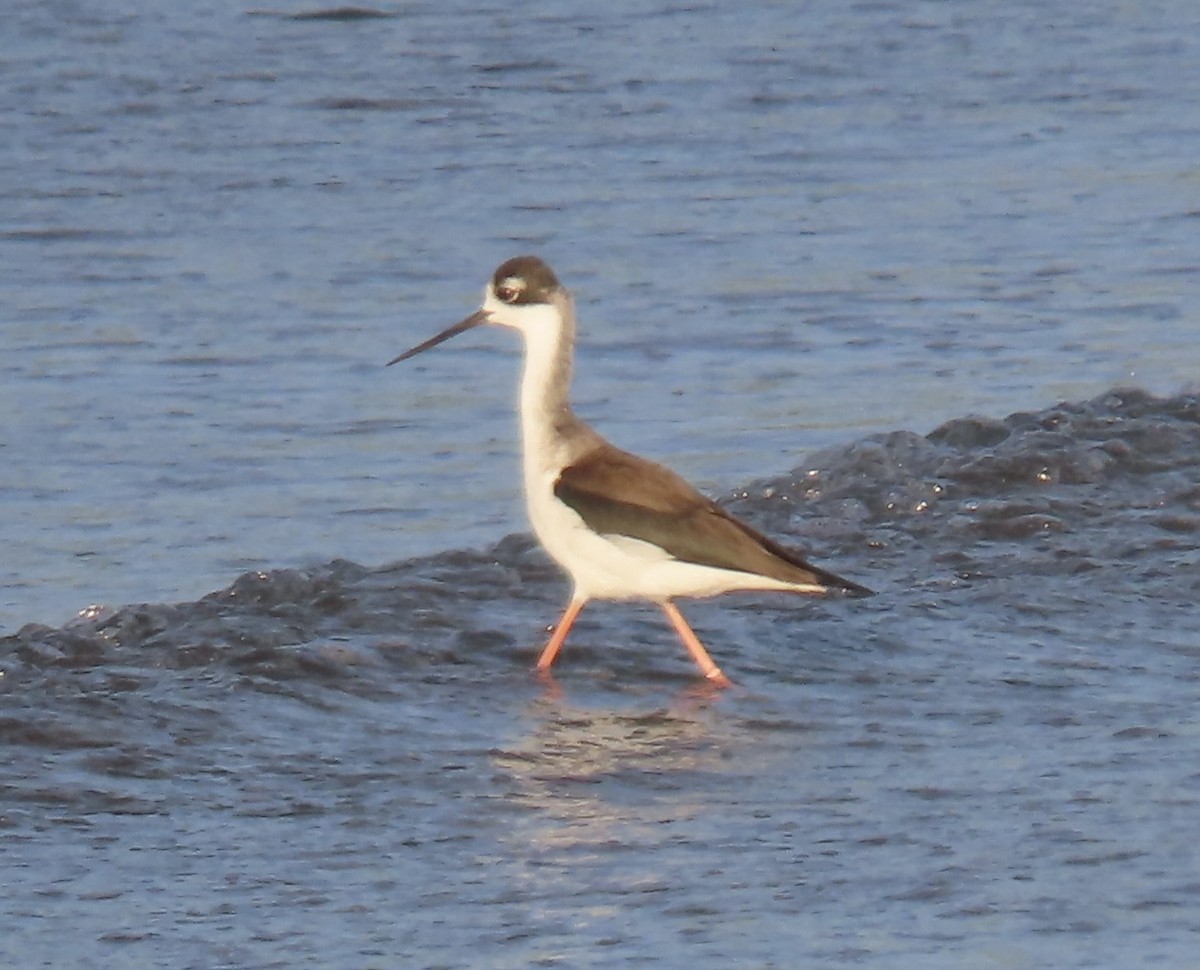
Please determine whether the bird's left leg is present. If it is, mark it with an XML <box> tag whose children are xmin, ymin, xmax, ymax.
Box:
<box><xmin>660</xmin><ymin>601</ymin><xmax>733</xmax><ymax>687</ymax></box>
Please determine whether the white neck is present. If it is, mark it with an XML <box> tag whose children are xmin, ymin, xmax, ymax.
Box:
<box><xmin>516</xmin><ymin>292</ymin><xmax>592</xmax><ymax>480</ymax></box>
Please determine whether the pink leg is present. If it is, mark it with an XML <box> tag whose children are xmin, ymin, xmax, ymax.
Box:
<box><xmin>536</xmin><ymin>599</ymin><xmax>586</xmax><ymax>672</ymax></box>
<box><xmin>661</xmin><ymin>602</ymin><xmax>733</xmax><ymax>687</ymax></box>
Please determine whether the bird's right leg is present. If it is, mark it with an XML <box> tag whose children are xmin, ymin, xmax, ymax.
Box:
<box><xmin>535</xmin><ymin>598</ymin><xmax>586</xmax><ymax>671</ymax></box>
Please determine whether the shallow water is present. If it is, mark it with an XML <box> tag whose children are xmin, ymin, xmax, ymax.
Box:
<box><xmin>4</xmin><ymin>1</ymin><xmax>1200</xmax><ymax>967</ymax></box>
<box><xmin>5</xmin><ymin>388</ymin><xmax>1200</xmax><ymax>968</ymax></box>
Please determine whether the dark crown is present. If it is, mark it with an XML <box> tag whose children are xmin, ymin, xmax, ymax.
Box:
<box><xmin>492</xmin><ymin>255</ymin><xmax>561</xmax><ymax>305</ymax></box>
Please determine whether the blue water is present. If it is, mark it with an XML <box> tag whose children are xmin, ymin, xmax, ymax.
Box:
<box><xmin>3</xmin><ymin>2</ymin><xmax>1200</xmax><ymax>967</ymax></box>
<box><xmin>5</xmin><ymin>0</ymin><xmax>1198</xmax><ymax>632</ymax></box>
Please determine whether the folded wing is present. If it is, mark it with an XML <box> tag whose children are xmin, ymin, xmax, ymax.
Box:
<box><xmin>553</xmin><ymin>444</ymin><xmax>871</xmax><ymax>595</ymax></box>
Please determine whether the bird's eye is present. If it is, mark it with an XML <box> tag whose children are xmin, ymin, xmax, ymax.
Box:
<box><xmin>495</xmin><ymin>278</ymin><xmax>523</xmax><ymax>304</ymax></box>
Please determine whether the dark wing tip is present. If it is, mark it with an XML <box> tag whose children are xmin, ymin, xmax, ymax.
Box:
<box><xmin>824</xmin><ymin>574</ymin><xmax>874</xmax><ymax>597</ymax></box>
<box><xmin>724</xmin><ymin>512</ymin><xmax>873</xmax><ymax>596</ymax></box>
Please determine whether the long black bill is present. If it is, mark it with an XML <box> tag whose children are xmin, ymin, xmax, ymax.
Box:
<box><xmin>386</xmin><ymin>309</ymin><xmax>490</xmax><ymax>366</ymax></box>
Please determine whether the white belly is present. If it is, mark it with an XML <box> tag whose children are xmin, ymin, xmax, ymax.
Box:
<box><xmin>524</xmin><ymin>469</ymin><xmax>806</xmax><ymax>602</ymax></box>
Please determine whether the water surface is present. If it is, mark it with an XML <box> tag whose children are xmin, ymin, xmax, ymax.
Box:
<box><xmin>3</xmin><ymin>2</ymin><xmax>1200</xmax><ymax>967</ymax></box>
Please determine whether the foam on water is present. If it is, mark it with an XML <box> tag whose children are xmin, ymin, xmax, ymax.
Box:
<box><xmin>7</xmin><ymin>387</ymin><xmax>1196</xmax><ymax>677</ymax></box>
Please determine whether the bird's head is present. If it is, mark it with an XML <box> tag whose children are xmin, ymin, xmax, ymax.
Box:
<box><xmin>388</xmin><ymin>255</ymin><xmax>568</xmax><ymax>365</ymax></box>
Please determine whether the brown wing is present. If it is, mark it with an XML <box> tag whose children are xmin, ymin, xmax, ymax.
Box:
<box><xmin>553</xmin><ymin>443</ymin><xmax>870</xmax><ymax>594</ymax></box>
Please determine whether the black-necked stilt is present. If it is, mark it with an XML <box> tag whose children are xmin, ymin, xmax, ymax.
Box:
<box><xmin>389</xmin><ymin>256</ymin><xmax>870</xmax><ymax>687</ymax></box>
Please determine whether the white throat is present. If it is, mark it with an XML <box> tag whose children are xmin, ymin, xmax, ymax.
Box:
<box><xmin>515</xmin><ymin>294</ymin><xmax>579</xmax><ymax>476</ymax></box>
